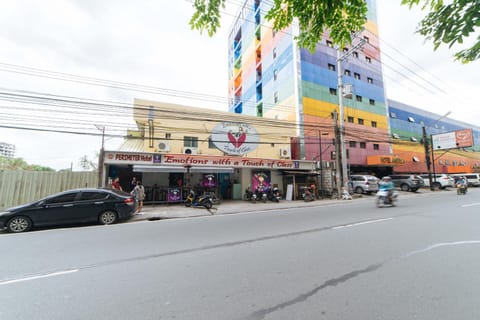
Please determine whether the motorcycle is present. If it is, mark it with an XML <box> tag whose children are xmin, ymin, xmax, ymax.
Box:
<box><xmin>456</xmin><ymin>183</ymin><xmax>467</xmax><ymax>195</ymax></box>
<box><xmin>255</xmin><ymin>185</ymin><xmax>268</xmax><ymax>203</ymax></box>
<box><xmin>302</xmin><ymin>186</ymin><xmax>315</xmax><ymax>202</ymax></box>
<box><xmin>243</xmin><ymin>187</ymin><xmax>257</xmax><ymax>203</ymax></box>
<box><xmin>184</xmin><ymin>190</ymin><xmax>214</xmax><ymax>209</ymax></box>
<box><xmin>268</xmin><ymin>187</ymin><xmax>281</xmax><ymax>203</ymax></box>
<box><xmin>376</xmin><ymin>189</ymin><xmax>398</xmax><ymax>207</ymax></box>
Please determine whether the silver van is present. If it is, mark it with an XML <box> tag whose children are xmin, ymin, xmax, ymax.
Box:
<box><xmin>349</xmin><ymin>175</ymin><xmax>379</xmax><ymax>194</ymax></box>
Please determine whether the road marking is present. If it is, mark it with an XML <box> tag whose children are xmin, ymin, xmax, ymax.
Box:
<box><xmin>461</xmin><ymin>203</ymin><xmax>480</xmax><ymax>208</ymax></box>
<box><xmin>331</xmin><ymin>217</ymin><xmax>393</xmax><ymax>230</ymax></box>
<box><xmin>404</xmin><ymin>240</ymin><xmax>480</xmax><ymax>257</ymax></box>
<box><xmin>0</xmin><ymin>269</ymin><xmax>79</xmax><ymax>286</ymax></box>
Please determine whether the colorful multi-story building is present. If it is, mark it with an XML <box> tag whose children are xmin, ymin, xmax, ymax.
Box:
<box><xmin>228</xmin><ymin>0</ymin><xmax>393</xmax><ymax>177</ymax></box>
<box><xmin>388</xmin><ymin>100</ymin><xmax>480</xmax><ymax>174</ymax></box>
<box><xmin>228</xmin><ymin>0</ymin><xmax>479</xmax><ymax>176</ymax></box>
<box><xmin>0</xmin><ymin>142</ymin><xmax>15</xmax><ymax>158</ymax></box>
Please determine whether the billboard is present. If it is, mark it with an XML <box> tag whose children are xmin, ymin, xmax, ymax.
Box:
<box><xmin>432</xmin><ymin>129</ymin><xmax>474</xmax><ymax>150</ymax></box>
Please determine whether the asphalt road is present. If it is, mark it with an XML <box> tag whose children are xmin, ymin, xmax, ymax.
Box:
<box><xmin>1</xmin><ymin>189</ymin><xmax>480</xmax><ymax>320</ymax></box>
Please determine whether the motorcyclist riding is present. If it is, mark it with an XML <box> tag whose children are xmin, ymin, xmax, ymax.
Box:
<box><xmin>379</xmin><ymin>176</ymin><xmax>394</xmax><ymax>202</ymax></box>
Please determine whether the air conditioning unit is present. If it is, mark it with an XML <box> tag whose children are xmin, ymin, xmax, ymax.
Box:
<box><xmin>279</xmin><ymin>147</ymin><xmax>291</xmax><ymax>158</ymax></box>
<box><xmin>157</xmin><ymin>141</ymin><xmax>170</xmax><ymax>152</ymax></box>
<box><xmin>183</xmin><ymin>147</ymin><xmax>198</xmax><ymax>155</ymax></box>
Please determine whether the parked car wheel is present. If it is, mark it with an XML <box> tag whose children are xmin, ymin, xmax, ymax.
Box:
<box><xmin>400</xmin><ymin>184</ymin><xmax>410</xmax><ymax>192</ymax></box>
<box><xmin>355</xmin><ymin>186</ymin><xmax>364</xmax><ymax>194</ymax></box>
<box><xmin>7</xmin><ymin>216</ymin><xmax>32</xmax><ymax>233</ymax></box>
<box><xmin>99</xmin><ymin>210</ymin><xmax>118</xmax><ymax>225</ymax></box>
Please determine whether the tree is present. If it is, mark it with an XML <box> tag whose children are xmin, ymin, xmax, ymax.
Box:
<box><xmin>190</xmin><ymin>0</ymin><xmax>479</xmax><ymax>63</ymax></box>
<box><xmin>402</xmin><ymin>0</ymin><xmax>479</xmax><ymax>63</ymax></box>
<box><xmin>190</xmin><ymin>0</ymin><xmax>368</xmax><ymax>52</ymax></box>
<box><xmin>0</xmin><ymin>156</ymin><xmax>54</xmax><ymax>171</ymax></box>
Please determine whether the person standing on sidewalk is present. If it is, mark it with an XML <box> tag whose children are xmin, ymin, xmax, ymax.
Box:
<box><xmin>131</xmin><ymin>180</ymin><xmax>145</xmax><ymax>214</ymax></box>
<box><xmin>112</xmin><ymin>177</ymin><xmax>123</xmax><ymax>191</ymax></box>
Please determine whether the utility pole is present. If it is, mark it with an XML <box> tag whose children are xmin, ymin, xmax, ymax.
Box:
<box><xmin>422</xmin><ymin>125</ymin><xmax>433</xmax><ymax>190</ymax></box>
<box><xmin>96</xmin><ymin>125</ymin><xmax>105</xmax><ymax>188</ymax></box>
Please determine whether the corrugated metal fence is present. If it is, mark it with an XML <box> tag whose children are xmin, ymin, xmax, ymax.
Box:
<box><xmin>0</xmin><ymin>170</ymin><xmax>98</xmax><ymax>210</ymax></box>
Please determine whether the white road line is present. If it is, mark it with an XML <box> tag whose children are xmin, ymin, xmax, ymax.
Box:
<box><xmin>0</xmin><ymin>269</ymin><xmax>79</xmax><ymax>286</ymax></box>
<box><xmin>461</xmin><ymin>203</ymin><xmax>480</xmax><ymax>208</ymax></box>
<box><xmin>332</xmin><ymin>217</ymin><xmax>393</xmax><ymax>230</ymax></box>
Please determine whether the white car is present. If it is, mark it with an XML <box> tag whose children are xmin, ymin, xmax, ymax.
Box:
<box><xmin>420</xmin><ymin>174</ymin><xmax>455</xmax><ymax>189</ymax></box>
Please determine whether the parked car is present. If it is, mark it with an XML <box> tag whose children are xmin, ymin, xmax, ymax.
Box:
<box><xmin>0</xmin><ymin>188</ymin><xmax>137</xmax><ymax>233</ymax></box>
<box><xmin>389</xmin><ymin>174</ymin><xmax>425</xmax><ymax>192</ymax></box>
<box><xmin>420</xmin><ymin>174</ymin><xmax>455</xmax><ymax>189</ymax></box>
<box><xmin>451</xmin><ymin>173</ymin><xmax>480</xmax><ymax>187</ymax></box>
<box><xmin>349</xmin><ymin>175</ymin><xmax>379</xmax><ymax>194</ymax></box>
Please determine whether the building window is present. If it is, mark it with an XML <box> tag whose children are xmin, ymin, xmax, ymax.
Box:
<box><xmin>360</xmin><ymin>142</ymin><xmax>366</xmax><ymax>149</ymax></box>
<box><xmin>274</xmin><ymin>69</ymin><xmax>278</xmax><ymax>81</ymax></box>
<box><xmin>274</xmin><ymin>91</ymin><xmax>278</xmax><ymax>103</ymax></box>
<box><xmin>184</xmin><ymin>136</ymin><xmax>198</xmax><ymax>147</ymax></box>
<box><xmin>331</xmin><ymin>151</ymin><xmax>336</xmax><ymax>160</ymax></box>
<box><xmin>354</xmin><ymin>72</ymin><xmax>361</xmax><ymax>80</ymax></box>
<box><xmin>349</xmin><ymin>141</ymin><xmax>357</xmax><ymax>148</ymax></box>
<box><xmin>348</xmin><ymin>116</ymin><xmax>354</xmax><ymax>123</ymax></box>
<box><xmin>390</xmin><ymin>112</ymin><xmax>397</xmax><ymax>118</ymax></box>
<box><xmin>326</xmin><ymin>40</ymin><xmax>333</xmax><ymax>48</ymax></box>
<box><xmin>329</xmin><ymin>88</ymin><xmax>337</xmax><ymax>95</ymax></box>
<box><xmin>353</xmin><ymin>51</ymin><xmax>359</xmax><ymax>58</ymax></box>
<box><xmin>328</xmin><ymin>63</ymin><xmax>336</xmax><ymax>71</ymax></box>
<box><xmin>273</xmin><ymin>47</ymin><xmax>277</xmax><ymax>59</ymax></box>
<box><xmin>344</xmin><ymin>69</ymin><xmax>351</xmax><ymax>76</ymax></box>
<box><xmin>369</xmin><ymin>99</ymin><xmax>375</xmax><ymax>105</ymax></box>
<box><xmin>165</xmin><ymin>133</ymin><xmax>171</xmax><ymax>139</ymax></box>
<box><xmin>272</xmin><ymin>29</ymin><xmax>276</xmax><ymax>37</ymax></box>
<box><xmin>367</xmin><ymin>77</ymin><xmax>373</xmax><ymax>84</ymax></box>
<box><xmin>408</xmin><ymin>116</ymin><xmax>415</xmax><ymax>122</ymax></box>
<box><xmin>208</xmin><ymin>137</ymin><xmax>215</xmax><ymax>148</ymax></box>
<box><xmin>343</xmin><ymin>47</ymin><xmax>349</xmax><ymax>53</ymax></box>
<box><xmin>356</xmin><ymin>95</ymin><xmax>362</xmax><ymax>102</ymax></box>
<box><xmin>373</xmin><ymin>143</ymin><xmax>379</xmax><ymax>150</ymax></box>
<box><xmin>358</xmin><ymin>118</ymin><xmax>364</xmax><ymax>125</ymax></box>
<box><xmin>371</xmin><ymin>121</ymin><xmax>377</xmax><ymax>128</ymax></box>
<box><xmin>365</xmin><ymin>56</ymin><xmax>371</xmax><ymax>63</ymax></box>
<box><xmin>363</xmin><ymin>36</ymin><xmax>370</xmax><ymax>43</ymax></box>
<box><xmin>392</xmin><ymin>133</ymin><xmax>400</xmax><ymax>139</ymax></box>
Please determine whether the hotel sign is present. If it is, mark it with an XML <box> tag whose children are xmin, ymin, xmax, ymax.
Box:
<box><xmin>104</xmin><ymin>152</ymin><xmax>155</xmax><ymax>164</ymax></box>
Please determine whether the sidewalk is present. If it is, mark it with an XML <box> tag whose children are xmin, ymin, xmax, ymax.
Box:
<box><xmin>130</xmin><ymin>192</ymin><xmax>367</xmax><ymax>221</ymax></box>
<box><xmin>129</xmin><ymin>188</ymin><xmax>443</xmax><ymax>222</ymax></box>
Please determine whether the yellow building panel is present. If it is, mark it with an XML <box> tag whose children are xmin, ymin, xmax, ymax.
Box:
<box><xmin>364</xmin><ymin>20</ymin><xmax>378</xmax><ymax>35</ymax></box>
<box><xmin>303</xmin><ymin>97</ymin><xmax>389</xmax><ymax>129</ymax></box>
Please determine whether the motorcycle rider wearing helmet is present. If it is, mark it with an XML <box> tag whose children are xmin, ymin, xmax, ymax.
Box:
<box><xmin>379</xmin><ymin>176</ymin><xmax>395</xmax><ymax>202</ymax></box>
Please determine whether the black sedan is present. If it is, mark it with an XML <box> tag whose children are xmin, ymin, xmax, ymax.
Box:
<box><xmin>0</xmin><ymin>188</ymin><xmax>137</xmax><ymax>233</ymax></box>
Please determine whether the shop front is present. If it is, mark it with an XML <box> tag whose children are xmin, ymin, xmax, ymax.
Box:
<box><xmin>102</xmin><ymin>151</ymin><xmax>315</xmax><ymax>204</ymax></box>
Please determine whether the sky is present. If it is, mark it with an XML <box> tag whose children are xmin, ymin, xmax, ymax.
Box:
<box><xmin>0</xmin><ymin>0</ymin><xmax>478</xmax><ymax>171</ymax></box>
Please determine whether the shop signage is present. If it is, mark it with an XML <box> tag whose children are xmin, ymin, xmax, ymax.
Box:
<box><xmin>104</xmin><ymin>152</ymin><xmax>154</xmax><ymax>164</ymax></box>
<box><xmin>211</xmin><ymin>122</ymin><xmax>259</xmax><ymax>155</ymax></box>
<box><xmin>432</xmin><ymin>128</ymin><xmax>474</xmax><ymax>150</ymax></box>
<box><xmin>162</xmin><ymin>154</ymin><xmax>312</xmax><ymax>170</ymax></box>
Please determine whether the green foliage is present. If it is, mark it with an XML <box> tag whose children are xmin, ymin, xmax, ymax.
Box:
<box><xmin>401</xmin><ymin>0</ymin><xmax>479</xmax><ymax>63</ymax></box>
<box><xmin>190</xmin><ymin>0</ymin><xmax>479</xmax><ymax>62</ymax></box>
<box><xmin>0</xmin><ymin>156</ymin><xmax>55</xmax><ymax>171</ymax></box>
<box><xmin>190</xmin><ymin>0</ymin><xmax>368</xmax><ymax>52</ymax></box>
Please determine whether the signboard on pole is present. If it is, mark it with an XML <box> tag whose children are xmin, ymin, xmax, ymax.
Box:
<box><xmin>432</xmin><ymin>129</ymin><xmax>474</xmax><ymax>150</ymax></box>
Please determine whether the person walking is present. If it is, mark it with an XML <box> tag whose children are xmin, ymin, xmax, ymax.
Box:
<box><xmin>131</xmin><ymin>180</ymin><xmax>145</xmax><ymax>214</ymax></box>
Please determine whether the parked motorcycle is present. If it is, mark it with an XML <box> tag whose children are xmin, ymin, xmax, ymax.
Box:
<box><xmin>376</xmin><ymin>189</ymin><xmax>398</xmax><ymax>207</ymax></box>
<box><xmin>268</xmin><ymin>187</ymin><xmax>281</xmax><ymax>202</ymax></box>
<box><xmin>184</xmin><ymin>190</ymin><xmax>214</xmax><ymax>209</ymax></box>
<box><xmin>255</xmin><ymin>185</ymin><xmax>268</xmax><ymax>203</ymax></box>
<box><xmin>457</xmin><ymin>183</ymin><xmax>467</xmax><ymax>195</ymax></box>
<box><xmin>243</xmin><ymin>187</ymin><xmax>257</xmax><ymax>203</ymax></box>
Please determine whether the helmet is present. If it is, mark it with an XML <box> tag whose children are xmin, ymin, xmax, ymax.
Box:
<box><xmin>383</xmin><ymin>176</ymin><xmax>392</xmax><ymax>181</ymax></box>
